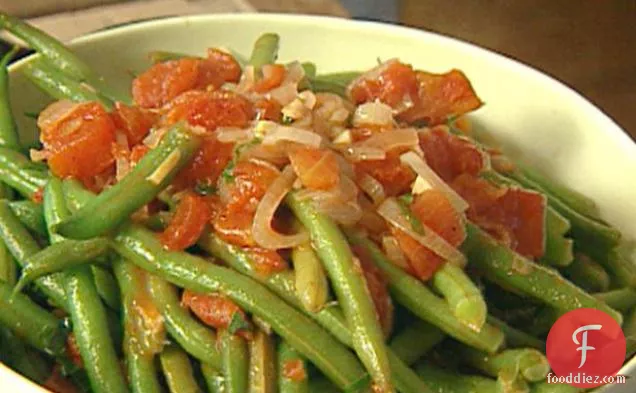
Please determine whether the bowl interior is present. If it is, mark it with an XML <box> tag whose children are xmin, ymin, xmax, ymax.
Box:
<box><xmin>5</xmin><ymin>13</ymin><xmax>636</xmax><ymax>392</ymax></box>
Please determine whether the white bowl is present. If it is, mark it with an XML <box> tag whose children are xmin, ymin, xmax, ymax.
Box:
<box><xmin>4</xmin><ymin>13</ymin><xmax>636</xmax><ymax>392</ymax></box>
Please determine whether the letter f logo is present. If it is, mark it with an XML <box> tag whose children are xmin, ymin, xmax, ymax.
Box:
<box><xmin>572</xmin><ymin>324</ymin><xmax>602</xmax><ymax>368</ymax></box>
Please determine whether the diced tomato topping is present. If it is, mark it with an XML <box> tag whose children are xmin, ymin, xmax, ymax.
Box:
<box><xmin>43</xmin><ymin>365</ymin><xmax>80</xmax><ymax>393</ymax></box>
<box><xmin>224</xmin><ymin>160</ymin><xmax>280</xmax><ymax>214</ymax></box>
<box><xmin>111</xmin><ymin>102</ymin><xmax>158</xmax><ymax>146</ymax></box>
<box><xmin>173</xmin><ymin>135</ymin><xmax>234</xmax><ymax>190</ymax></box>
<box><xmin>399</xmin><ymin>70</ymin><xmax>482</xmax><ymax>125</ymax></box>
<box><xmin>418</xmin><ymin>126</ymin><xmax>485</xmax><ymax>182</ymax></box>
<box><xmin>159</xmin><ymin>193</ymin><xmax>211</xmax><ymax>250</ymax></box>
<box><xmin>254</xmin><ymin>98</ymin><xmax>282</xmax><ymax>121</ymax></box>
<box><xmin>351</xmin><ymin>245</ymin><xmax>394</xmax><ymax>336</ymax></box>
<box><xmin>289</xmin><ymin>147</ymin><xmax>340</xmax><ymax>190</ymax></box>
<box><xmin>163</xmin><ymin>90</ymin><xmax>253</xmax><ymax>132</ymax></box>
<box><xmin>66</xmin><ymin>334</ymin><xmax>83</xmax><ymax>368</ymax></box>
<box><xmin>411</xmin><ymin>189</ymin><xmax>466</xmax><ymax>246</ymax></box>
<box><xmin>132</xmin><ymin>50</ymin><xmax>241</xmax><ymax>109</ymax></box>
<box><xmin>39</xmin><ymin>101</ymin><xmax>116</xmax><ymax>188</ymax></box>
<box><xmin>181</xmin><ymin>290</ymin><xmax>250</xmax><ymax>336</ymax></box>
<box><xmin>253</xmin><ymin>64</ymin><xmax>286</xmax><ymax>93</ymax></box>
<box><xmin>245</xmin><ymin>247</ymin><xmax>288</xmax><ymax>276</ymax></box>
<box><xmin>282</xmin><ymin>359</ymin><xmax>307</xmax><ymax>382</ymax></box>
<box><xmin>214</xmin><ymin>210</ymin><xmax>255</xmax><ymax>247</ymax></box>
<box><xmin>390</xmin><ymin>226</ymin><xmax>444</xmax><ymax>281</ymax></box>
<box><xmin>348</xmin><ymin>60</ymin><xmax>419</xmax><ymax>109</ymax></box>
<box><xmin>354</xmin><ymin>152</ymin><xmax>415</xmax><ymax>196</ymax></box>
<box><xmin>452</xmin><ymin>174</ymin><xmax>546</xmax><ymax>258</ymax></box>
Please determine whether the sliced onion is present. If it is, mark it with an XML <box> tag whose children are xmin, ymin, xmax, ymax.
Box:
<box><xmin>344</xmin><ymin>145</ymin><xmax>386</xmax><ymax>162</ymax></box>
<box><xmin>281</xmin><ymin>97</ymin><xmax>308</xmax><ymax>121</ymax></box>
<box><xmin>252</xmin><ymin>165</ymin><xmax>309</xmax><ymax>249</ymax></box>
<box><xmin>318</xmin><ymin>199</ymin><xmax>363</xmax><ymax>226</ymax></box>
<box><xmin>352</xmin><ymin>100</ymin><xmax>394</xmax><ymax>127</ymax></box>
<box><xmin>240</xmin><ymin>143</ymin><xmax>289</xmax><ymax>167</ymax></box>
<box><xmin>295</xmin><ymin>174</ymin><xmax>358</xmax><ymax>206</ymax></box>
<box><xmin>268</xmin><ymin>83</ymin><xmax>298</xmax><ymax>106</ymax></box>
<box><xmin>357</xmin><ymin>173</ymin><xmax>385</xmax><ymax>205</ymax></box>
<box><xmin>400</xmin><ymin>151</ymin><xmax>469</xmax><ymax>212</ymax></box>
<box><xmin>143</xmin><ymin>126</ymin><xmax>169</xmax><ymax>149</ymax></box>
<box><xmin>29</xmin><ymin>148</ymin><xmax>50</xmax><ymax>162</ymax></box>
<box><xmin>261</xmin><ymin>124</ymin><xmax>322</xmax><ymax>148</ymax></box>
<box><xmin>114</xmin><ymin>131</ymin><xmax>131</xmax><ymax>182</ymax></box>
<box><xmin>382</xmin><ymin>235</ymin><xmax>411</xmax><ymax>271</ymax></box>
<box><xmin>216</xmin><ymin>127</ymin><xmax>254</xmax><ymax>143</ymax></box>
<box><xmin>237</xmin><ymin>65</ymin><xmax>256</xmax><ymax>92</ymax></box>
<box><xmin>377</xmin><ymin>198</ymin><xmax>466</xmax><ymax>266</ymax></box>
<box><xmin>37</xmin><ymin>99</ymin><xmax>78</xmax><ymax>131</ymax></box>
<box><xmin>359</xmin><ymin>128</ymin><xmax>419</xmax><ymax>152</ymax></box>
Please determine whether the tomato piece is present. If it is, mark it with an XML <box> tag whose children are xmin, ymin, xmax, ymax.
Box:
<box><xmin>43</xmin><ymin>366</ymin><xmax>80</xmax><ymax>393</ymax></box>
<box><xmin>399</xmin><ymin>70</ymin><xmax>482</xmax><ymax>125</ymax></box>
<box><xmin>199</xmin><ymin>48</ymin><xmax>242</xmax><ymax>87</ymax></box>
<box><xmin>410</xmin><ymin>189</ymin><xmax>466</xmax><ymax>246</ymax></box>
<box><xmin>111</xmin><ymin>102</ymin><xmax>158</xmax><ymax>146</ymax></box>
<box><xmin>282</xmin><ymin>360</ymin><xmax>307</xmax><ymax>382</ymax></box>
<box><xmin>351</xmin><ymin>245</ymin><xmax>394</xmax><ymax>336</ymax></box>
<box><xmin>159</xmin><ymin>193</ymin><xmax>211</xmax><ymax>250</ymax></box>
<box><xmin>173</xmin><ymin>135</ymin><xmax>234</xmax><ymax>190</ymax></box>
<box><xmin>253</xmin><ymin>64</ymin><xmax>286</xmax><ymax>93</ymax></box>
<box><xmin>214</xmin><ymin>209</ymin><xmax>255</xmax><ymax>247</ymax></box>
<box><xmin>66</xmin><ymin>334</ymin><xmax>83</xmax><ymax>368</ymax></box>
<box><xmin>254</xmin><ymin>98</ymin><xmax>282</xmax><ymax>121</ymax></box>
<box><xmin>418</xmin><ymin>126</ymin><xmax>485</xmax><ymax>182</ymax></box>
<box><xmin>181</xmin><ymin>290</ymin><xmax>250</xmax><ymax>336</ymax></box>
<box><xmin>390</xmin><ymin>226</ymin><xmax>443</xmax><ymax>281</ymax></box>
<box><xmin>132</xmin><ymin>58</ymin><xmax>200</xmax><ymax>108</ymax></box>
<box><xmin>354</xmin><ymin>152</ymin><xmax>415</xmax><ymax>197</ymax></box>
<box><xmin>289</xmin><ymin>147</ymin><xmax>340</xmax><ymax>190</ymax></box>
<box><xmin>39</xmin><ymin>101</ymin><xmax>116</xmax><ymax>187</ymax></box>
<box><xmin>348</xmin><ymin>60</ymin><xmax>419</xmax><ymax>109</ymax></box>
<box><xmin>163</xmin><ymin>90</ymin><xmax>253</xmax><ymax>132</ymax></box>
<box><xmin>225</xmin><ymin>160</ymin><xmax>280</xmax><ymax>213</ymax></box>
<box><xmin>245</xmin><ymin>247</ymin><xmax>288</xmax><ymax>276</ymax></box>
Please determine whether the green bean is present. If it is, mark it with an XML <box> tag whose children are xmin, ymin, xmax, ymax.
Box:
<box><xmin>308</xmin><ymin>377</ymin><xmax>341</xmax><ymax>393</ymax></box>
<box><xmin>44</xmin><ymin>176</ymin><xmax>129</xmax><ymax>393</ymax></box>
<box><xmin>623</xmin><ymin>306</ymin><xmax>636</xmax><ymax>359</ymax></box>
<box><xmin>148</xmin><ymin>50</ymin><xmax>192</xmax><ymax>64</ymax></box>
<box><xmin>0</xmin><ymin>239</ymin><xmax>16</xmax><ymax>285</ymax></box>
<box><xmin>486</xmin><ymin>317</ymin><xmax>545</xmax><ymax>351</ymax></box>
<box><xmin>201</xmin><ymin>363</ymin><xmax>226</xmax><ymax>393</ymax></box>
<box><xmin>9</xmin><ymin>200</ymin><xmax>47</xmax><ymax>236</ymax></box>
<box><xmin>0</xmin><ymin>147</ymin><xmax>48</xmax><ymax>199</ymax></box>
<box><xmin>0</xmin><ymin>199</ymin><xmax>67</xmax><ymax>307</ymax></box>
<box><xmin>57</xmin><ymin>123</ymin><xmax>201</xmax><ymax>239</ymax></box>
<box><xmin>415</xmin><ymin>361</ymin><xmax>498</xmax><ymax>393</ymax></box>
<box><xmin>22</xmin><ymin>57</ymin><xmax>113</xmax><ymax>108</ymax></box>
<box><xmin>91</xmin><ymin>265</ymin><xmax>121</xmax><ymax>310</ymax></box>
<box><xmin>308</xmin><ymin>78</ymin><xmax>347</xmax><ymax>97</ymax></box>
<box><xmin>249</xmin><ymin>330</ymin><xmax>276</xmax><ymax>393</ymax></box>
<box><xmin>278</xmin><ymin>341</ymin><xmax>309</xmax><ymax>393</ymax></box>
<box><xmin>0</xmin><ymin>327</ymin><xmax>50</xmax><ymax>383</ymax></box>
<box><xmin>0</xmin><ymin>181</ymin><xmax>15</xmax><ymax>199</ymax></box>
<box><xmin>115</xmin><ymin>260</ymin><xmax>162</xmax><ymax>393</ymax></box>
<box><xmin>300</xmin><ymin>62</ymin><xmax>317</xmax><ymax>79</ymax></box>
<box><xmin>313</xmin><ymin>72</ymin><xmax>360</xmax><ymax>86</ymax></box>
<box><xmin>291</xmin><ymin>244</ymin><xmax>329</xmax><ymax>313</ymax></box>
<box><xmin>346</xmin><ymin>230</ymin><xmax>504</xmax><ymax>354</ymax></box>
<box><xmin>385</xmin><ymin>350</ymin><xmax>432</xmax><ymax>393</ymax></box>
<box><xmin>14</xmin><ymin>237</ymin><xmax>110</xmax><ymax>293</ymax></box>
<box><xmin>585</xmin><ymin>246</ymin><xmax>636</xmax><ymax>289</ymax></box>
<box><xmin>248</xmin><ymin>33</ymin><xmax>279</xmax><ymax>73</ymax></box>
<box><xmin>198</xmin><ymin>233</ymin><xmax>429</xmax><ymax>393</ymax></box>
<box><xmin>461</xmin><ymin>223</ymin><xmax>622</xmax><ymax>324</ymax></box>
<box><xmin>389</xmin><ymin>320</ymin><xmax>445</xmax><ymax>366</ymax></box>
<box><xmin>110</xmin><ymin>224</ymin><xmax>369</xmax><ymax>392</ymax></box>
<box><xmin>0</xmin><ymin>280</ymin><xmax>65</xmax><ymax>355</ymax></box>
<box><xmin>530</xmin><ymin>381</ymin><xmax>582</xmax><ymax>393</ymax></box>
<box><xmin>496</xmin><ymin>368</ymin><xmax>530</xmax><ymax>393</ymax></box>
<box><xmin>220</xmin><ymin>329</ymin><xmax>249</xmax><ymax>393</ymax></box>
<box><xmin>146</xmin><ymin>274</ymin><xmax>222</xmax><ymax>369</ymax></box>
<box><xmin>563</xmin><ymin>253</ymin><xmax>610</xmax><ymax>293</ymax></box>
<box><xmin>594</xmin><ymin>287</ymin><xmax>636</xmax><ymax>313</ymax></box>
<box><xmin>287</xmin><ymin>196</ymin><xmax>393</xmax><ymax>392</ymax></box>
<box><xmin>0</xmin><ymin>46</ymin><xmax>21</xmax><ymax>150</ymax></box>
<box><xmin>160</xmin><ymin>344</ymin><xmax>202</xmax><ymax>393</ymax></box>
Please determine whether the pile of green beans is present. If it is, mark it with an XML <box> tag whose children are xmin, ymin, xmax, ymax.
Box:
<box><xmin>0</xmin><ymin>12</ymin><xmax>631</xmax><ymax>393</ymax></box>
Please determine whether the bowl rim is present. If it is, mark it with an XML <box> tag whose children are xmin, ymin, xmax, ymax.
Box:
<box><xmin>4</xmin><ymin>12</ymin><xmax>635</xmax><ymax>392</ymax></box>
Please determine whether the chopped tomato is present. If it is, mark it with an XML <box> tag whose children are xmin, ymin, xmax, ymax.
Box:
<box><xmin>214</xmin><ymin>209</ymin><xmax>255</xmax><ymax>246</ymax></box>
<box><xmin>181</xmin><ymin>290</ymin><xmax>250</xmax><ymax>337</ymax></box>
<box><xmin>111</xmin><ymin>102</ymin><xmax>158</xmax><ymax>146</ymax></box>
<box><xmin>245</xmin><ymin>247</ymin><xmax>288</xmax><ymax>276</ymax></box>
<box><xmin>225</xmin><ymin>160</ymin><xmax>280</xmax><ymax>213</ymax></box>
<box><xmin>289</xmin><ymin>147</ymin><xmax>340</xmax><ymax>190</ymax></box>
<box><xmin>410</xmin><ymin>189</ymin><xmax>466</xmax><ymax>246</ymax></box>
<box><xmin>159</xmin><ymin>193</ymin><xmax>211</xmax><ymax>250</ymax></box>
<box><xmin>43</xmin><ymin>366</ymin><xmax>79</xmax><ymax>393</ymax></box>
<box><xmin>390</xmin><ymin>226</ymin><xmax>444</xmax><ymax>281</ymax></box>
<box><xmin>452</xmin><ymin>174</ymin><xmax>546</xmax><ymax>258</ymax></box>
<box><xmin>253</xmin><ymin>64</ymin><xmax>286</xmax><ymax>93</ymax></box>
<box><xmin>399</xmin><ymin>70</ymin><xmax>482</xmax><ymax>125</ymax></box>
<box><xmin>132</xmin><ymin>51</ymin><xmax>241</xmax><ymax>109</ymax></box>
<box><xmin>254</xmin><ymin>98</ymin><xmax>282</xmax><ymax>121</ymax></box>
<box><xmin>348</xmin><ymin>60</ymin><xmax>419</xmax><ymax>109</ymax></box>
<box><xmin>173</xmin><ymin>135</ymin><xmax>234</xmax><ymax>190</ymax></box>
<box><xmin>39</xmin><ymin>101</ymin><xmax>116</xmax><ymax>188</ymax></box>
<box><xmin>163</xmin><ymin>90</ymin><xmax>253</xmax><ymax>132</ymax></box>
<box><xmin>282</xmin><ymin>359</ymin><xmax>307</xmax><ymax>382</ymax></box>
<box><xmin>351</xmin><ymin>245</ymin><xmax>393</xmax><ymax>336</ymax></box>
<box><xmin>354</xmin><ymin>152</ymin><xmax>415</xmax><ymax>196</ymax></box>
<box><xmin>418</xmin><ymin>125</ymin><xmax>485</xmax><ymax>182</ymax></box>
<box><xmin>66</xmin><ymin>334</ymin><xmax>83</xmax><ymax>368</ymax></box>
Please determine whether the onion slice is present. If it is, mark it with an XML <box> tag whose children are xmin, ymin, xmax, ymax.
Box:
<box><xmin>259</xmin><ymin>122</ymin><xmax>323</xmax><ymax>148</ymax></box>
<box><xmin>344</xmin><ymin>146</ymin><xmax>386</xmax><ymax>161</ymax></box>
<box><xmin>382</xmin><ymin>235</ymin><xmax>411</xmax><ymax>271</ymax></box>
<box><xmin>357</xmin><ymin>173</ymin><xmax>386</xmax><ymax>205</ymax></box>
<box><xmin>252</xmin><ymin>165</ymin><xmax>309</xmax><ymax>249</ymax></box>
<box><xmin>400</xmin><ymin>151</ymin><xmax>469</xmax><ymax>212</ymax></box>
<box><xmin>352</xmin><ymin>100</ymin><xmax>394</xmax><ymax>127</ymax></box>
<box><xmin>360</xmin><ymin>128</ymin><xmax>419</xmax><ymax>151</ymax></box>
<box><xmin>377</xmin><ymin>198</ymin><xmax>466</xmax><ymax>267</ymax></box>
<box><xmin>216</xmin><ymin>127</ymin><xmax>254</xmax><ymax>143</ymax></box>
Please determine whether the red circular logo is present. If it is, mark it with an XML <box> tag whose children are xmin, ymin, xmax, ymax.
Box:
<box><xmin>546</xmin><ymin>308</ymin><xmax>625</xmax><ymax>388</ymax></box>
